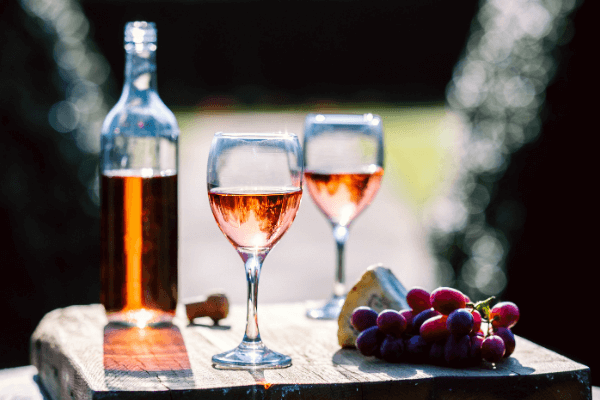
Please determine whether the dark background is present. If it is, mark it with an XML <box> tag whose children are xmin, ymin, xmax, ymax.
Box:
<box><xmin>82</xmin><ymin>0</ymin><xmax>479</xmax><ymax>106</ymax></box>
<box><xmin>1</xmin><ymin>0</ymin><xmax>595</xmax><ymax>385</ymax></box>
<box><xmin>496</xmin><ymin>0</ymin><xmax>596</xmax><ymax>382</ymax></box>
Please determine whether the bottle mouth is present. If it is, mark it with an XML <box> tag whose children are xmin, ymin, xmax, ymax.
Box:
<box><xmin>215</xmin><ymin>132</ymin><xmax>298</xmax><ymax>140</ymax></box>
<box><xmin>124</xmin><ymin>21</ymin><xmax>157</xmax><ymax>44</ymax></box>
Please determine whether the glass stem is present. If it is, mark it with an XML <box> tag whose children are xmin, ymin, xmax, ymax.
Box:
<box><xmin>332</xmin><ymin>224</ymin><xmax>349</xmax><ymax>297</ymax></box>
<box><xmin>238</xmin><ymin>249</ymin><xmax>268</xmax><ymax>344</ymax></box>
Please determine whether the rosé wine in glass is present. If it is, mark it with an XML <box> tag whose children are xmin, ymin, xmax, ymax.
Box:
<box><xmin>304</xmin><ymin>166</ymin><xmax>383</xmax><ymax>227</ymax></box>
<box><xmin>208</xmin><ymin>187</ymin><xmax>302</xmax><ymax>250</ymax></box>
<box><xmin>303</xmin><ymin>113</ymin><xmax>384</xmax><ymax>320</ymax></box>
<box><xmin>207</xmin><ymin>132</ymin><xmax>303</xmax><ymax>369</ymax></box>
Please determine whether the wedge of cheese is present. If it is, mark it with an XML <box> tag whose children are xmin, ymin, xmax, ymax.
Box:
<box><xmin>337</xmin><ymin>264</ymin><xmax>410</xmax><ymax>348</ymax></box>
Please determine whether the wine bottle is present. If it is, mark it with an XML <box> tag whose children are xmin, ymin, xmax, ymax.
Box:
<box><xmin>99</xmin><ymin>21</ymin><xmax>179</xmax><ymax>327</ymax></box>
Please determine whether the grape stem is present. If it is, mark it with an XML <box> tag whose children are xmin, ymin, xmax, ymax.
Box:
<box><xmin>470</xmin><ymin>296</ymin><xmax>497</xmax><ymax>338</ymax></box>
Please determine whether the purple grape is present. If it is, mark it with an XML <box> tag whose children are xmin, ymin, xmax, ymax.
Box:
<box><xmin>351</xmin><ymin>306</ymin><xmax>379</xmax><ymax>332</ymax></box>
<box><xmin>355</xmin><ymin>326</ymin><xmax>385</xmax><ymax>357</ymax></box>
<box><xmin>376</xmin><ymin>310</ymin><xmax>407</xmax><ymax>338</ymax></box>
<box><xmin>406</xmin><ymin>287</ymin><xmax>432</xmax><ymax>314</ymax></box>
<box><xmin>469</xmin><ymin>334</ymin><xmax>484</xmax><ymax>365</ymax></box>
<box><xmin>380</xmin><ymin>335</ymin><xmax>405</xmax><ymax>363</ymax></box>
<box><xmin>444</xmin><ymin>334</ymin><xmax>472</xmax><ymax>368</ymax></box>
<box><xmin>446</xmin><ymin>308</ymin><xmax>474</xmax><ymax>337</ymax></box>
<box><xmin>471</xmin><ymin>309</ymin><xmax>482</xmax><ymax>334</ymax></box>
<box><xmin>481</xmin><ymin>335</ymin><xmax>506</xmax><ymax>363</ymax></box>
<box><xmin>405</xmin><ymin>335</ymin><xmax>430</xmax><ymax>363</ymax></box>
<box><xmin>494</xmin><ymin>327</ymin><xmax>515</xmax><ymax>358</ymax></box>
<box><xmin>490</xmin><ymin>301</ymin><xmax>520</xmax><ymax>329</ymax></box>
<box><xmin>410</xmin><ymin>308</ymin><xmax>440</xmax><ymax>334</ymax></box>
<box><xmin>429</xmin><ymin>341</ymin><xmax>446</xmax><ymax>365</ymax></box>
<box><xmin>420</xmin><ymin>315</ymin><xmax>450</xmax><ymax>343</ymax></box>
<box><xmin>399</xmin><ymin>310</ymin><xmax>414</xmax><ymax>333</ymax></box>
<box><xmin>431</xmin><ymin>287</ymin><xmax>467</xmax><ymax>315</ymax></box>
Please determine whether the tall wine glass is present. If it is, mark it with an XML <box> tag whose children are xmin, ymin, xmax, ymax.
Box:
<box><xmin>304</xmin><ymin>113</ymin><xmax>384</xmax><ymax>320</ymax></box>
<box><xmin>207</xmin><ymin>132</ymin><xmax>303</xmax><ymax>369</ymax></box>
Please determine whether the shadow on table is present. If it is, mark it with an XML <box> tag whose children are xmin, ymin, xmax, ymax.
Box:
<box><xmin>332</xmin><ymin>347</ymin><xmax>537</xmax><ymax>380</ymax></box>
<box><xmin>496</xmin><ymin>357</ymin><xmax>535</xmax><ymax>375</ymax></box>
<box><xmin>103</xmin><ymin>323</ymin><xmax>195</xmax><ymax>390</ymax></box>
<box><xmin>187</xmin><ymin>321</ymin><xmax>231</xmax><ymax>330</ymax></box>
<box><xmin>332</xmin><ymin>348</ymin><xmax>419</xmax><ymax>380</ymax></box>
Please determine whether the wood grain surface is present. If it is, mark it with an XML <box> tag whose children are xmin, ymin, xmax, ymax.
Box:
<box><xmin>30</xmin><ymin>303</ymin><xmax>591</xmax><ymax>399</ymax></box>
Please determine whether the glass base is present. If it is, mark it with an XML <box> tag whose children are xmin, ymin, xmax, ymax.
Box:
<box><xmin>306</xmin><ymin>295</ymin><xmax>346</xmax><ymax>320</ymax></box>
<box><xmin>105</xmin><ymin>308</ymin><xmax>175</xmax><ymax>328</ymax></box>
<box><xmin>212</xmin><ymin>340</ymin><xmax>292</xmax><ymax>369</ymax></box>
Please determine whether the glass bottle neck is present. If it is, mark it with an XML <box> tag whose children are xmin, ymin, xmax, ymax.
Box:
<box><xmin>122</xmin><ymin>42</ymin><xmax>158</xmax><ymax>102</ymax></box>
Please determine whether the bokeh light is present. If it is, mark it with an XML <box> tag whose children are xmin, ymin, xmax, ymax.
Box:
<box><xmin>20</xmin><ymin>0</ymin><xmax>112</xmax><ymax>208</ymax></box>
<box><xmin>430</xmin><ymin>0</ymin><xmax>580</xmax><ymax>300</ymax></box>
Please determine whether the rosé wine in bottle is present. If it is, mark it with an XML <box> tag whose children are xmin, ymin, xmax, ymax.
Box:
<box><xmin>100</xmin><ymin>172</ymin><xmax>178</xmax><ymax>326</ymax></box>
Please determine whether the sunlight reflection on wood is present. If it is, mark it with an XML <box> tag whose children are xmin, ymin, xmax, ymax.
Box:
<box><xmin>103</xmin><ymin>323</ymin><xmax>194</xmax><ymax>390</ymax></box>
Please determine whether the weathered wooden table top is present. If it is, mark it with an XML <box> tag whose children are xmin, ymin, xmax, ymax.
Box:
<box><xmin>31</xmin><ymin>303</ymin><xmax>591</xmax><ymax>399</ymax></box>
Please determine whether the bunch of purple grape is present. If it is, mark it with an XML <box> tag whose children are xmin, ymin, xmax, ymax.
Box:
<box><xmin>351</xmin><ymin>287</ymin><xmax>519</xmax><ymax>367</ymax></box>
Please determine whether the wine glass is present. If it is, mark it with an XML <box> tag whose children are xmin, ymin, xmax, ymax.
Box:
<box><xmin>207</xmin><ymin>132</ymin><xmax>303</xmax><ymax>369</ymax></box>
<box><xmin>303</xmin><ymin>113</ymin><xmax>384</xmax><ymax>320</ymax></box>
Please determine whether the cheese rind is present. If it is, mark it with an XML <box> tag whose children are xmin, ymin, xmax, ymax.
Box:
<box><xmin>337</xmin><ymin>264</ymin><xmax>410</xmax><ymax>348</ymax></box>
